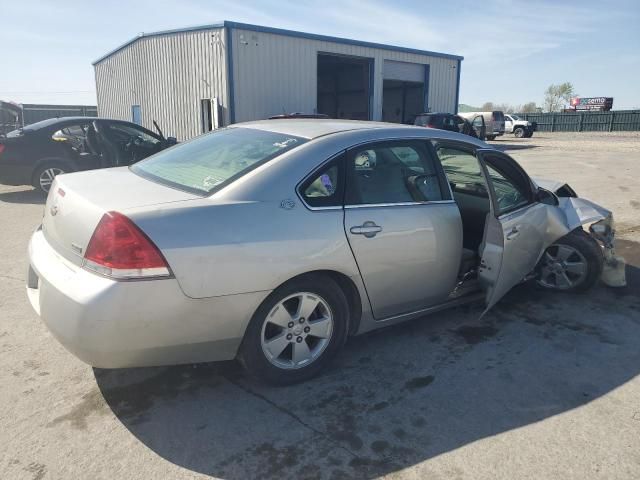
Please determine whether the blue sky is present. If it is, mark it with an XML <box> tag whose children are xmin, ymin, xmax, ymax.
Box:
<box><xmin>1</xmin><ymin>0</ymin><xmax>639</xmax><ymax>109</ymax></box>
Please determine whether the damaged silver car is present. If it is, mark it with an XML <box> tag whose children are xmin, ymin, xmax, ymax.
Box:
<box><xmin>27</xmin><ymin>120</ymin><xmax>626</xmax><ymax>384</ymax></box>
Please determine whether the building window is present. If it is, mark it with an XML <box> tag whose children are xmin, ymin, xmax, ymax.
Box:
<box><xmin>131</xmin><ymin>105</ymin><xmax>141</xmax><ymax>125</ymax></box>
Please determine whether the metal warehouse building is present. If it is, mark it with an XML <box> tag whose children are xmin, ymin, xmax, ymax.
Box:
<box><xmin>94</xmin><ymin>21</ymin><xmax>463</xmax><ymax>140</ymax></box>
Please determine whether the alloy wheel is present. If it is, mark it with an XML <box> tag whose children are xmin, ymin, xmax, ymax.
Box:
<box><xmin>39</xmin><ymin>167</ymin><xmax>64</xmax><ymax>192</ymax></box>
<box><xmin>260</xmin><ymin>292</ymin><xmax>334</xmax><ymax>369</ymax></box>
<box><xmin>537</xmin><ymin>244</ymin><xmax>588</xmax><ymax>290</ymax></box>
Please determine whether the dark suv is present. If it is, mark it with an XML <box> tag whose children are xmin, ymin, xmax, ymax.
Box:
<box><xmin>0</xmin><ymin>117</ymin><xmax>176</xmax><ymax>193</ymax></box>
<box><xmin>413</xmin><ymin>113</ymin><xmax>486</xmax><ymax>140</ymax></box>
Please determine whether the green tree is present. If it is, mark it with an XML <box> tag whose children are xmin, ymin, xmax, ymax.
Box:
<box><xmin>520</xmin><ymin>102</ymin><xmax>538</xmax><ymax>113</ymax></box>
<box><xmin>544</xmin><ymin>83</ymin><xmax>575</xmax><ymax>112</ymax></box>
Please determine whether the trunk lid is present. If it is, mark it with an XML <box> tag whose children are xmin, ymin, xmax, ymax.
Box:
<box><xmin>42</xmin><ymin>167</ymin><xmax>198</xmax><ymax>266</ymax></box>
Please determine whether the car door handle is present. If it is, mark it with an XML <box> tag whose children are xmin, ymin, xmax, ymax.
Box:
<box><xmin>350</xmin><ymin>222</ymin><xmax>383</xmax><ymax>238</ymax></box>
<box><xmin>506</xmin><ymin>226</ymin><xmax>520</xmax><ymax>240</ymax></box>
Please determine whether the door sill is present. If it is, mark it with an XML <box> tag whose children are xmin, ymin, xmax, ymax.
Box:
<box><xmin>375</xmin><ymin>291</ymin><xmax>484</xmax><ymax>325</ymax></box>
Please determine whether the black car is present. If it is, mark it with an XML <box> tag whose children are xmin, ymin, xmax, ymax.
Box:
<box><xmin>268</xmin><ymin>113</ymin><xmax>330</xmax><ymax>119</ymax></box>
<box><xmin>0</xmin><ymin>117</ymin><xmax>176</xmax><ymax>193</ymax></box>
<box><xmin>413</xmin><ymin>112</ymin><xmax>486</xmax><ymax>140</ymax></box>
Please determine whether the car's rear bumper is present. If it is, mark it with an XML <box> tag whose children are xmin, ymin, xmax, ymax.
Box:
<box><xmin>27</xmin><ymin>229</ymin><xmax>270</xmax><ymax>368</ymax></box>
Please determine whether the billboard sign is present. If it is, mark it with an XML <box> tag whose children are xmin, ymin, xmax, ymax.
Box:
<box><xmin>570</xmin><ymin>97</ymin><xmax>613</xmax><ymax>111</ymax></box>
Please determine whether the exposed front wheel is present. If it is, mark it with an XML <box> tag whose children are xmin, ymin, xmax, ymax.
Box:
<box><xmin>514</xmin><ymin>127</ymin><xmax>525</xmax><ymax>138</ymax></box>
<box><xmin>239</xmin><ymin>274</ymin><xmax>349</xmax><ymax>385</ymax></box>
<box><xmin>536</xmin><ymin>229</ymin><xmax>603</xmax><ymax>292</ymax></box>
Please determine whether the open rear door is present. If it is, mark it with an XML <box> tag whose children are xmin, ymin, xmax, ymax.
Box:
<box><xmin>476</xmin><ymin>151</ymin><xmax>547</xmax><ymax>311</ymax></box>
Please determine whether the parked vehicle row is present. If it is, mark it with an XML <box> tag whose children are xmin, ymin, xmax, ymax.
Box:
<box><xmin>413</xmin><ymin>112</ymin><xmax>487</xmax><ymax>140</ymax></box>
<box><xmin>504</xmin><ymin>113</ymin><xmax>536</xmax><ymax>138</ymax></box>
<box><xmin>458</xmin><ymin>111</ymin><xmax>506</xmax><ymax>140</ymax></box>
<box><xmin>0</xmin><ymin>117</ymin><xmax>176</xmax><ymax>193</ymax></box>
<box><xmin>26</xmin><ymin>119</ymin><xmax>623</xmax><ymax>384</ymax></box>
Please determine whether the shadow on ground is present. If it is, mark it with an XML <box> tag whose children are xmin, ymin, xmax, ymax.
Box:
<box><xmin>87</xmin><ymin>242</ymin><xmax>640</xmax><ymax>479</ymax></box>
<box><xmin>0</xmin><ymin>188</ymin><xmax>45</xmax><ymax>205</ymax></box>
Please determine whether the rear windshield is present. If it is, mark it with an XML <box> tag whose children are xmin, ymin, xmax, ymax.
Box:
<box><xmin>131</xmin><ymin>127</ymin><xmax>307</xmax><ymax>195</ymax></box>
<box><xmin>492</xmin><ymin>111</ymin><xmax>505</xmax><ymax>122</ymax></box>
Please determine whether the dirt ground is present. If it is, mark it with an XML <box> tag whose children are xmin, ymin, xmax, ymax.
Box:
<box><xmin>1</xmin><ymin>132</ymin><xmax>639</xmax><ymax>480</ymax></box>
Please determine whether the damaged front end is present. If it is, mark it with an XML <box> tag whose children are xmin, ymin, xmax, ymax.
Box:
<box><xmin>536</xmin><ymin>177</ymin><xmax>627</xmax><ymax>288</ymax></box>
<box><xmin>588</xmin><ymin>215</ymin><xmax>627</xmax><ymax>287</ymax></box>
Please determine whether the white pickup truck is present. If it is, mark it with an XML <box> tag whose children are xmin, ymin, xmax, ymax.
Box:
<box><xmin>504</xmin><ymin>114</ymin><xmax>536</xmax><ymax>138</ymax></box>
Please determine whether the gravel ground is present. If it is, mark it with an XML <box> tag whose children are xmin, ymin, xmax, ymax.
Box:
<box><xmin>1</xmin><ymin>132</ymin><xmax>639</xmax><ymax>480</ymax></box>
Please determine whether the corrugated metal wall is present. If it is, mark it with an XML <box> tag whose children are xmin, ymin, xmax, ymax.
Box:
<box><xmin>94</xmin><ymin>28</ymin><xmax>228</xmax><ymax>140</ymax></box>
<box><xmin>231</xmin><ymin>28</ymin><xmax>459</xmax><ymax>123</ymax></box>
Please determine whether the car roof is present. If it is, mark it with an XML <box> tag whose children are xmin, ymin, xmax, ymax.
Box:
<box><xmin>23</xmin><ymin>117</ymin><xmax>141</xmax><ymax>131</ymax></box>
<box><xmin>232</xmin><ymin>119</ymin><xmax>489</xmax><ymax>148</ymax></box>
<box><xmin>234</xmin><ymin>119</ymin><xmax>426</xmax><ymax>139</ymax></box>
<box><xmin>415</xmin><ymin>113</ymin><xmax>456</xmax><ymax>117</ymax></box>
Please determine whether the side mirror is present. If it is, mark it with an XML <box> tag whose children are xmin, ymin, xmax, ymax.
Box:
<box><xmin>537</xmin><ymin>187</ymin><xmax>559</xmax><ymax>206</ymax></box>
<box><xmin>165</xmin><ymin>137</ymin><xmax>177</xmax><ymax>146</ymax></box>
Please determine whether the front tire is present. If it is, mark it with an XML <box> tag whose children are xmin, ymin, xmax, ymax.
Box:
<box><xmin>536</xmin><ymin>229</ymin><xmax>603</xmax><ymax>292</ymax></box>
<box><xmin>486</xmin><ymin>135</ymin><xmax>496</xmax><ymax>141</ymax></box>
<box><xmin>514</xmin><ymin>127</ymin><xmax>525</xmax><ymax>138</ymax></box>
<box><xmin>239</xmin><ymin>274</ymin><xmax>349</xmax><ymax>385</ymax></box>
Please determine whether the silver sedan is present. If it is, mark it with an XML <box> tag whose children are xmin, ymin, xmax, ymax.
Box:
<box><xmin>27</xmin><ymin>120</ymin><xmax>625</xmax><ymax>384</ymax></box>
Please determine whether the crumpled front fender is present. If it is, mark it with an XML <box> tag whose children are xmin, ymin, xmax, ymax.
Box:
<box><xmin>557</xmin><ymin>197</ymin><xmax>611</xmax><ymax>232</ymax></box>
<box><xmin>542</xmin><ymin>196</ymin><xmax>625</xmax><ymax>287</ymax></box>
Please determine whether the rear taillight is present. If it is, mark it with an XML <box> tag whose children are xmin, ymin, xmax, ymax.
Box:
<box><xmin>427</xmin><ymin>123</ymin><xmax>434</xmax><ymax>128</ymax></box>
<box><xmin>0</xmin><ymin>144</ymin><xmax>5</xmax><ymax>157</ymax></box>
<box><xmin>83</xmin><ymin>211</ymin><xmax>170</xmax><ymax>279</ymax></box>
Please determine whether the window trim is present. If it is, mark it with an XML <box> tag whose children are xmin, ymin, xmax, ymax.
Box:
<box><xmin>344</xmin><ymin>139</ymin><xmax>452</xmax><ymax>207</ymax></box>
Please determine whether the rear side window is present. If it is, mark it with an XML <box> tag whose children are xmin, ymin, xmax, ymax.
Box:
<box><xmin>299</xmin><ymin>155</ymin><xmax>344</xmax><ymax>208</ymax></box>
<box><xmin>346</xmin><ymin>140</ymin><xmax>450</xmax><ymax>205</ymax></box>
<box><xmin>131</xmin><ymin>128</ymin><xmax>307</xmax><ymax>195</ymax></box>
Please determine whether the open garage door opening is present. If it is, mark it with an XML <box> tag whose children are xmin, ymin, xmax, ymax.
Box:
<box><xmin>317</xmin><ymin>53</ymin><xmax>372</xmax><ymax>120</ymax></box>
<box><xmin>382</xmin><ymin>60</ymin><xmax>428</xmax><ymax>124</ymax></box>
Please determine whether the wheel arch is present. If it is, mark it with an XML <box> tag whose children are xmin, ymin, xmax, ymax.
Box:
<box><xmin>30</xmin><ymin>156</ymin><xmax>77</xmax><ymax>186</ymax></box>
<box><xmin>268</xmin><ymin>270</ymin><xmax>364</xmax><ymax>337</ymax></box>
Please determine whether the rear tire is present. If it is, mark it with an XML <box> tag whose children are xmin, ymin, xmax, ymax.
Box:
<box><xmin>514</xmin><ymin>127</ymin><xmax>525</xmax><ymax>138</ymax></box>
<box><xmin>33</xmin><ymin>162</ymin><xmax>72</xmax><ymax>194</ymax></box>
<box><xmin>536</xmin><ymin>229</ymin><xmax>603</xmax><ymax>292</ymax></box>
<box><xmin>486</xmin><ymin>135</ymin><xmax>496</xmax><ymax>141</ymax></box>
<box><xmin>239</xmin><ymin>274</ymin><xmax>349</xmax><ymax>385</ymax></box>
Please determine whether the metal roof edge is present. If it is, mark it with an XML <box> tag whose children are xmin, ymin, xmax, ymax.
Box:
<box><xmin>224</xmin><ymin>21</ymin><xmax>464</xmax><ymax>61</ymax></box>
<box><xmin>92</xmin><ymin>20</ymin><xmax>463</xmax><ymax>66</ymax></box>
<box><xmin>92</xmin><ymin>22</ymin><xmax>226</xmax><ymax>65</ymax></box>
